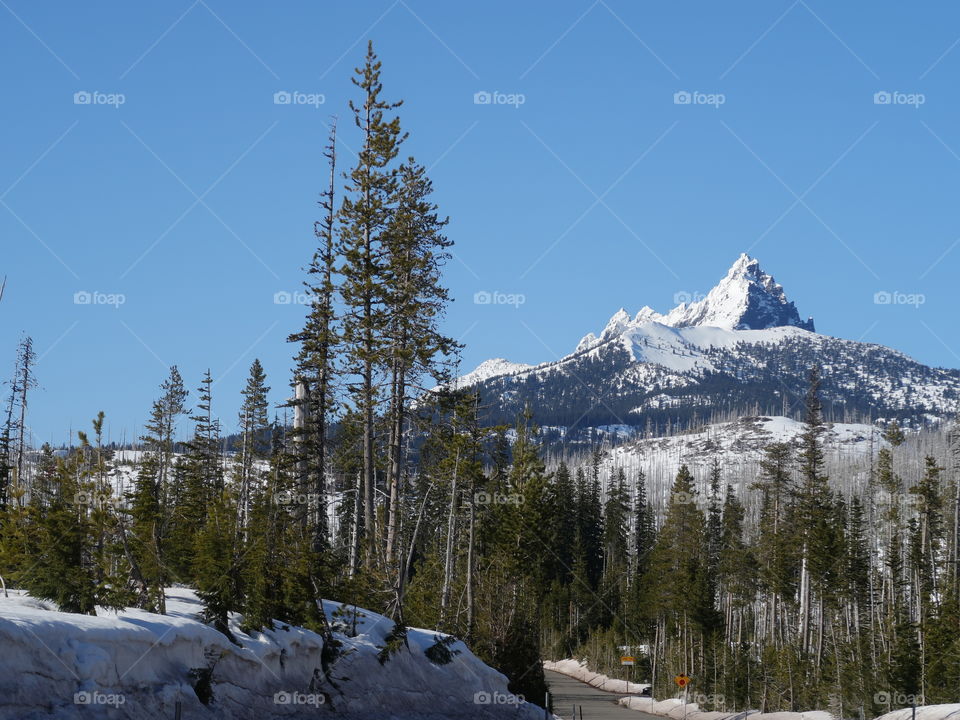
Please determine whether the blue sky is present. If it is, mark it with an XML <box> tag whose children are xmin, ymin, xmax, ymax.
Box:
<box><xmin>3</xmin><ymin>0</ymin><xmax>960</xmax><ymax>444</ymax></box>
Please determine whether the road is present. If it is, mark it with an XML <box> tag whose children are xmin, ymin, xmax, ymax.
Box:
<box><xmin>545</xmin><ymin>669</ymin><xmax>662</xmax><ymax>720</ymax></box>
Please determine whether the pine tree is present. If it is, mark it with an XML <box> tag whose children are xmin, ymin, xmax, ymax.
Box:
<box><xmin>575</xmin><ymin>463</ymin><xmax>604</xmax><ymax>591</ymax></box>
<box><xmin>338</xmin><ymin>41</ymin><xmax>406</xmax><ymax>569</ymax></box>
<box><xmin>382</xmin><ymin>159</ymin><xmax>457</xmax><ymax>573</ymax></box>
<box><xmin>646</xmin><ymin>465</ymin><xmax>709</xmax><ymax>692</ymax></box>
<box><xmin>705</xmin><ymin>458</ymin><xmax>723</xmax><ymax>594</ymax></box>
<box><xmin>602</xmin><ymin>467</ymin><xmax>629</xmax><ymax>573</ymax></box>
<box><xmin>632</xmin><ymin>469</ymin><xmax>655</xmax><ymax>579</ymax></box>
<box><xmin>235</xmin><ymin>359</ymin><xmax>270</xmax><ymax>537</ymax></box>
<box><xmin>168</xmin><ymin>370</ymin><xmax>222</xmax><ymax>581</ymax></box>
<box><xmin>289</xmin><ymin>119</ymin><xmax>339</xmax><ymax>572</ymax></box>
<box><xmin>796</xmin><ymin>365</ymin><xmax>834</xmax><ymax>655</ymax></box>
<box><xmin>20</xmin><ymin>418</ymin><xmax>129</xmax><ymax>615</ymax></box>
<box><xmin>128</xmin><ymin>366</ymin><xmax>188</xmax><ymax>612</ymax></box>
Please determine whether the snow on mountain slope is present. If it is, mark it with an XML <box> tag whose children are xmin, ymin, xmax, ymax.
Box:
<box><xmin>453</xmin><ymin>254</ymin><xmax>959</xmax><ymax>432</ymax></box>
<box><xmin>455</xmin><ymin>358</ymin><xmax>534</xmax><ymax>387</ymax></box>
<box><xmin>595</xmin><ymin>415</ymin><xmax>880</xmax><ymax>506</ymax></box>
<box><xmin>0</xmin><ymin>588</ymin><xmax>544</xmax><ymax>720</ymax></box>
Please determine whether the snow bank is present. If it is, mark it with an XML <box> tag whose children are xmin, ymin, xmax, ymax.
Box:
<box><xmin>616</xmin><ymin>697</ymin><xmax>833</xmax><ymax>720</ymax></box>
<box><xmin>0</xmin><ymin>587</ymin><xmax>545</xmax><ymax>719</ymax></box>
<box><xmin>875</xmin><ymin>706</ymin><xmax>960</xmax><ymax>720</ymax></box>
<box><xmin>543</xmin><ymin>658</ymin><xmax>650</xmax><ymax>694</ymax></box>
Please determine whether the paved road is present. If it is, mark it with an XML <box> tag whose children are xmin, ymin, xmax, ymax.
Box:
<box><xmin>545</xmin><ymin>669</ymin><xmax>662</xmax><ymax>720</ymax></box>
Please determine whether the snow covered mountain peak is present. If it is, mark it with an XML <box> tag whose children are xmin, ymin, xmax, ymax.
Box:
<box><xmin>660</xmin><ymin>253</ymin><xmax>815</xmax><ymax>331</ymax></box>
<box><xmin>633</xmin><ymin>305</ymin><xmax>662</xmax><ymax>324</ymax></box>
<box><xmin>572</xmin><ymin>254</ymin><xmax>814</xmax><ymax>353</ymax></box>
<box><xmin>451</xmin><ymin>254</ymin><xmax>956</xmax><ymax>436</ymax></box>
<box><xmin>456</xmin><ymin>357</ymin><xmax>533</xmax><ymax>386</ymax></box>
<box><xmin>600</xmin><ymin>308</ymin><xmax>633</xmax><ymax>339</ymax></box>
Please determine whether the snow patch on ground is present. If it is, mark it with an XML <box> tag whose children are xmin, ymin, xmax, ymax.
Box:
<box><xmin>618</xmin><ymin>695</ymin><xmax>834</xmax><ymax>720</ymax></box>
<box><xmin>543</xmin><ymin>658</ymin><xmax>649</xmax><ymax>695</ymax></box>
<box><xmin>0</xmin><ymin>587</ymin><xmax>544</xmax><ymax>719</ymax></box>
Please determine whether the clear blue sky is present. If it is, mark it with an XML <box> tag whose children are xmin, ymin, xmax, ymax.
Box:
<box><xmin>3</xmin><ymin>1</ymin><xmax>960</xmax><ymax>444</ymax></box>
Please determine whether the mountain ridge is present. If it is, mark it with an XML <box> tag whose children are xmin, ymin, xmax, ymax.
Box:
<box><xmin>455</xmin><ymin>254</ymin><xmax>958</xmax><ymax>440</ymax></box>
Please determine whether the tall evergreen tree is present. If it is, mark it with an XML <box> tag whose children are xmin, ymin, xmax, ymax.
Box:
<box><xmin>289</xmin><ymin>118</ymin><xmax>340</xmax><ymax>569</ymax></box>
<box><xmin>338</xmin><ymin>41</ymin><xmax>406</xmax><ymax>569</ymax></box>
<box><xmin>128</xmin><ymin>366</ymin><xmax>188</xmax><ymax>612</ymax></box>
<box><xmin>382</xmin><ymin>159</ymin><xmax>457</xmax><ymax>572</ymax></box>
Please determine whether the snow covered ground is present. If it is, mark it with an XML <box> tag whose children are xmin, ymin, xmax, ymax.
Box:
<box><xmin>874</xmin><ymin>707</ymin><xmax>960</xmax><ymax>720</ymax></box>
<box><xmin>546</xmin><ymin>659</ymin><xmax>960</xmax><ymax>720</ymax></box>
<box><xmin>587</xmin><ymin>415</ymin><xmax>880</xmax><ymax>507</ymax></box>
<box><xmin>0</xmin><ymin>587</ymin><xmax>546</xmax><ymax>719</ymax></box>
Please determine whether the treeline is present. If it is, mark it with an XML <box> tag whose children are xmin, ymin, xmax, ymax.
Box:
<box><xmin>536</xmin><ymin>368</ymin><xmax>960</xmax><ymax>717</ymax></box>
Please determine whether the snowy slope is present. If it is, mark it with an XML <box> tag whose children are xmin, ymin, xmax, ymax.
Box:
<box><xmin>455</xmin><ymin>358</ymin><xmax>534</xmax><ymax>387</ymax></box>
<box><xmin>592</xmin><ymin>415</ymin><xmax>879</xmax><ymax>505</ymax></box>
<box><xmin>0</xmin><ymin>588</ymin><xmax>545</xmax><ymax>719</ymax></box>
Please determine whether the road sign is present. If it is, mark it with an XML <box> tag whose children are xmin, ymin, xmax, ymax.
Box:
<box><xmin>674</xmin><ymin>674</ymin><xmax>691</xmax><ymax>688</ymax></box>
<box><xmin>620</xmin><ymin>656</ymin><xmax>635</xmax><ymax>666</ymax></box>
